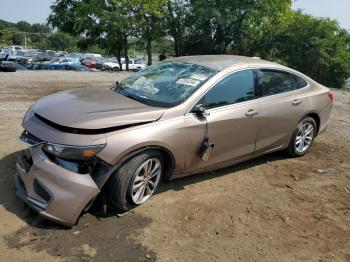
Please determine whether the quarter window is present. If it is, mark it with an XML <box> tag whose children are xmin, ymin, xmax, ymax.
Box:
<box><xmin>203</xmin><ymin>70</ymin><xmax>255</xmax><ymax>109</ymax></box>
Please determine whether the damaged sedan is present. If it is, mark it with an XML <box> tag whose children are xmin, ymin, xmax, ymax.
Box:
<box><xmin>16</xmin><ymin>55</ymin><xmax>333</xmax><ymax>226</ymax></box>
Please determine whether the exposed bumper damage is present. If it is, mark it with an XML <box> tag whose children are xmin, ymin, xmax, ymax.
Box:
<box><xmin>15</xmin><ymin>145</ymin><xmax>107</xmax><ymax>226</ymax></box>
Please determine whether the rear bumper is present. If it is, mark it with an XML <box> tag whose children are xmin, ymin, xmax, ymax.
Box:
<box><xmin>318</xmin><ymin>103</ymin><xmax>332</xmax><ymax>135</ymax></box>
<box><xmin>15</xmin><ymin>146</ymin><xmax>100</xmax><ymax>227</ymax></box>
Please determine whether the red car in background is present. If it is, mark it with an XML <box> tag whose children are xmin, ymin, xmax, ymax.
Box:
<box><xmin>81</xmin><ymin>59</ymin><xmax>97</xmax><ymax>68</ymax></box>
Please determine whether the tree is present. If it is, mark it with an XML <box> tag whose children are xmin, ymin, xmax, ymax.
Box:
<box><xmin>16</xmin><ymin>21</ymin><xmax>32</xmax><ymax>32</ymax></box>
<box><xmin>182</xmin><ymin>0</ymin><xmax>292</xmax><ymax>55</ymax></box>
<box><xmin>118</xmin><ymin>0</ymin><xmax>167</xmax><ymax>65</ymax></box>
<box><xmin>49</xmin><ymin>0</ymin><xmax>131</xmax><ymax>69</ymax></box>
<box><xmin>164</xmin><ymin>0</ymin><xmax>191</xmax><ymax>56</ymax></box>
<box><xmin>49</xmin><ymin>0</ymin><xmax>167</xmax><ymax>68</ymax></box>
<box><xmin>270</xmin><ymin>12</ymin><xmax>350</xmax><ymax>88</ymax></box>
<box><xmin>46</xmin><ymin>32</ymin><xmax>77</xmax><ymax>52</ymax></box>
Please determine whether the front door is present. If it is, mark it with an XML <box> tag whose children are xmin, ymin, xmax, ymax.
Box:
<box><xmin>184</xmin><ymin>69</ymin><xmax>260</xmax><ymax>173</ymax></box>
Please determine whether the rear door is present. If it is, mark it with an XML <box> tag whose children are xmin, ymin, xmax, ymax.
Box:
<box><xmin>255</xmin><ymin>69</ymin><xmax>309</xmax><ymax>154</ymax></box>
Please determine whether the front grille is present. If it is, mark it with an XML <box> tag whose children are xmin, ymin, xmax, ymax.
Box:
<box><xmin>33</xmin><ymin>179</ymin><xmax>51</xmax><ymax>202</ymax></box>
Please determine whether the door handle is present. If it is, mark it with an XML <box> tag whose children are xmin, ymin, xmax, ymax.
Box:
<box><xmin>292</xmin><ymin>99</ymin><xmax>303</xmax><ymax>105</ymax></box>
<box><xmin>245</xmin><ymin>109</ymin><xmax>259</xmax><ymax>117</ymax></box>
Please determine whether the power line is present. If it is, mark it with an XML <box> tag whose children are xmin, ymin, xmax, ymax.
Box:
<box><xmin>0</xmin><ymin>29</ymin><xmax>53</xmax><ymax>35</ymax></box>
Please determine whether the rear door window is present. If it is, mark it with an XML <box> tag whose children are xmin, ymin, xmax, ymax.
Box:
<box><xmin>259</xmin><ymin>70</ymin><xmax>295</xmax><ymax>96</ymax></box>
<box><xmin>292</xmin><ymin>74</ymin><xmax>308</xmax><ymax>89</ymax></box>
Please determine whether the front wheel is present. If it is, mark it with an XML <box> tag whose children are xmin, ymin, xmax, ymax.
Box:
<box><xmin>105</xmin><ymin>151</ymin><xmax>164</xmax><ymax>211</ymax></box>
<box><xmin>288</xmin><ymin>117</ymin><xmax>317</xmax><ymax>157</ymax></box>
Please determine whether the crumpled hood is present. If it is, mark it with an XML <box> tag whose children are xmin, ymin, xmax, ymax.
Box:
<box><xmin>32</xmin><ymin>87</ymin><xmax>166</xmax><ymax>130</ymax></box>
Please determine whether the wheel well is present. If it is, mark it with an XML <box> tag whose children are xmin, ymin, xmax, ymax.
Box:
<box><xmin>118</xmin><ymin>146</ymin><xmax>175</xmax><ymax>181</ymax></box>
<box><xmin>154</xmin><ymin>147</ymin><xmax>175</xmax><ymax>181</ymax></box>
<box><xmin>306</xmin><ymin>113</ymin><xmax>320</xmax><ymax>135</ymax></box>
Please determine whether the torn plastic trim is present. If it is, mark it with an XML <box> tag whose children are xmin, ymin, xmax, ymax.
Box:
<box><xmin>35</xmin><ymin>113</ymin><xmax>153</xmax><ymax>135</ymax></box>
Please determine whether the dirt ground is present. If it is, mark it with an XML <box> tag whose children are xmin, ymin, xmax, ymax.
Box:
<box><xmin>0</xmin><ymin>71</ymin><xmax>349</xmax><ymax>262</ymax></box>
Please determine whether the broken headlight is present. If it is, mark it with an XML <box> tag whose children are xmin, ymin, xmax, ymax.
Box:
<box><xmin>42</xmin><ymin>143</ymin><xmax>106</xmax><ymax>162</ymax></box>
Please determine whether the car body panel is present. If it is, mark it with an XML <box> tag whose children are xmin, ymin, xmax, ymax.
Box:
<box><xmin>32</xmin><ymin>87</ymin><xmax>166</xmax><ymax>129</ymax></box>
<box><xmin>16</xmin><ymin>146</ymin><xmax>99</xmax><ymax>226</ymax></box>
<box><xmin>182</xmin><ymin>101</ymin><xmax>259</xmax><ymax>173</ymax></box>
<box><xmin>16</xmin><ymin>55</ymin><xmax>333</xmax><ymax>226</ymax></box>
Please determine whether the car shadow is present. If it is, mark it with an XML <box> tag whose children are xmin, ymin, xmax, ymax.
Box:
<box><xmin>157</xmin><ymin>151</ymin><xmax>289</xmax><ymax>194</ymax></box>
<box><xmin>0</xmin><ymin>150</ymin><xmax>288</xmax><ymax>229</ymax></box>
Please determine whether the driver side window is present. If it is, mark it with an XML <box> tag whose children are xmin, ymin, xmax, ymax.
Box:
<box><xmin>203</xmin><ymin>69</ymin><xmax>255</xmax><ymax>109</ymax></box>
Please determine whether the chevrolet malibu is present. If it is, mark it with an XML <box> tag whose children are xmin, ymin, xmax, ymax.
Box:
<box><xmin>16</xmin><ymin>55</ymin><xmax>333</xmax><ymax>226</ymax></box>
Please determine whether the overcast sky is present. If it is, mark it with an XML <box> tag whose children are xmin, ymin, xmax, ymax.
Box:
<box><xmin>0</xmin><ymin>0</ymin><xmax>349</xmax><ymax>29</ymax></box>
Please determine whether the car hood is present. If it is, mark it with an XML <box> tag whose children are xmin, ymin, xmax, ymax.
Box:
<box><xmin>32</xmin><ymin>87</ymin><xmax>166</xmax><ymax>130</ymax></box>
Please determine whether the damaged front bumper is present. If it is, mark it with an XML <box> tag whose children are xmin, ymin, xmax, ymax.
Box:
<box><xmin>15</xmin><ymin>138</ymin><xmax>110</xmax><ymax>227</ymax></box>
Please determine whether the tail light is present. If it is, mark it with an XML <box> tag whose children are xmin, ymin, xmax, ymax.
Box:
<box><xmin>327</xmin><ymin>91</ymin><xmax>333</xmax><ymax>103</ymax></box>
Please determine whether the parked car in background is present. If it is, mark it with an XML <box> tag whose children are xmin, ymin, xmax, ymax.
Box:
<box><xmin>49</xmin><ymin>57</ymin><xmax>81</xmax><ymax>65</ymax></box>
<box><xmin>16</xmin><ymin>55</ymin><xmax>333</xmax><ymax>226</ymax></box>
<box><xmin>83</xmin><ymin>53</ymin><xmax>102</xmax><ymax>59</ymax></box>
<box><xmin>64</xmin><ymin>64</ymin><xmax>93</xmax><ymax>71</ymax></box>
<box><xmin>25</xmin><ymin>63</ymin><xmax>49</xmax><ymax>70</ymax></box>
<box><xmin>6</xmin><ymin>50</ymin><xmax>27</xmax><ymax>62</ymax></box>
<box><xmin>102</xmin><ymin>58</ymin><xmax>120</xmax><ymax>71</ymax></box>
<box><xmin>1</xmin><ymin>45</ymin><xmax>24</xmax><ymax>60</ymax></box>
<box><xmin>346</xmin><ymin>78</ymin><xmax>350</xmax><ymax>89</ymax></box>
<box><xmin>125</xmin><ymin>59</ymin><xmax>146</xmax><ymax>71</ymax></box>
<box><xmin>0</xmin><ymin>61</ymin><xmax>16</xmax><ymax>72</ymax></box>
<box><xmin>2</xmin><ymin>61</ymin><xmax>29</xmax><ymax>71</ymax></box>
<box><xmin>47</xmin><ymin>64</ymin><xmax>66</xmax><ymax>70</ymax></box>
<box><xmin>81</xmin><ymin>58</ymin><xmax>98</xmax><ymax>68</ymax></box>
<box><xmin>102</xmin><ymin>58</ymin><xmax>146</xmax><ymax>71</ymax></box>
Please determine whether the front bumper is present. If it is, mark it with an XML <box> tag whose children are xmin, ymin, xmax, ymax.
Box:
<box><xmin>15</xmin><ymin>146</ymin><xmax>100</xmax><ymax>226</ymax></box>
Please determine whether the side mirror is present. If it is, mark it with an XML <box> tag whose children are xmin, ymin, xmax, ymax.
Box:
<box><xmin>192</xmin><ymin>104</ymin><xmax>209</xmax><ymax>116</ymax></box>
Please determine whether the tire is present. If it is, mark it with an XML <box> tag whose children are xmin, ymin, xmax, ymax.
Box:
<box><xmin>288</xmin><ymin>116</ymin><xmax>317</xmax><ymax>157</ymax></box>
<box><xmin>105</xmin><ymin>150</ymin><xmax>164</xmax><ymax>211</ymax></box>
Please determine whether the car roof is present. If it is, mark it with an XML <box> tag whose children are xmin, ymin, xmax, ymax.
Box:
<box><xmin>169</xmin><ymin>55</ymin><xmax>283</xmax><ymax>71</ymax></box>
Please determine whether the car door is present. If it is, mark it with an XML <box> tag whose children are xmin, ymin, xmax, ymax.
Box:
<box><xmin>184</xmin><ymin>69</ymin><xmax>260</xmax><ymax>172</ymax></box>
<box><xmin>254</xmin><ymin>69</ymin><xmax>309</xmax><ymax>154</ymax></box>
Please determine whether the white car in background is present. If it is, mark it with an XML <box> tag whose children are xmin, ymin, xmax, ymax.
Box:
<box><xmin>346</xmin><ymin>78</ymin><xmax>350</xmax><ymax>89</ymax></box>
<box><xmin>103</xmin><ymin>58</ymin><xmax>146</xmax><ymax>71</ymax></box>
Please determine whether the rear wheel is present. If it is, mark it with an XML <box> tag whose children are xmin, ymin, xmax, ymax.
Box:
<box><xmin>105</xmin><ymin>151</ymin><xmax>164</xmax><ymax>210</ymax></box>
<box><xmin>288</xmin><ymin>117</ymin><xmax>317</xmax><ymax>157</ymax></box>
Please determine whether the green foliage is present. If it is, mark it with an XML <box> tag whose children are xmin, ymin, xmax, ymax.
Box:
<box><xmin>46</xmin><ymin>32</ymin><xmax>78</xmax><ymax>52</ymax></box>
<box><xmin>267</xmin><ymin>12</ymin><xmax>350</xmax><ymax>88</ymax></box>
<box><xmin>2</xmin><ymin>0</ymin><xmax>350</xmax><ymax>86</ymax></box>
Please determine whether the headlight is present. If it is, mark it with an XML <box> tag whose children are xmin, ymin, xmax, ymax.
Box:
<box><xmin>43</xmin><ymin>143</ymin><xmax>105</xmax><ymax>162</ymax></box>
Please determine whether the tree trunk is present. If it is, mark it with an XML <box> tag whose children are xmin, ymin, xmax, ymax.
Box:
<box><xmin>115</xmin><ymin>48</ymin><xmax>122</xmax><ymax>71</ymax></box>
<box><xmin>123</xmin><ymin>33</ymin><xmax>129</xmax><ymax>71</ymax></box>
<box><xmin>146</xmin><ymin>36</ymin><xmax>152</xmax><ymax>66</ymax></box>
<box><xmin>174</xmin><ymin>36</ymin><xmax>180</xmax><ymax>57</ymax></box>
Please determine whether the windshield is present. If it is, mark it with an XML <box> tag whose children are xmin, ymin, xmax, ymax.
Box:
<box><xmin>116</xmin><ymin>61</ymin><xmax>217</xmax><ymax>108</ymax></box>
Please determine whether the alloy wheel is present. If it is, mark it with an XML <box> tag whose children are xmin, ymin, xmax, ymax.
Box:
<box><xmin>130</xmin><ymin>158</ymin><xmax>161</xmax><ymax>205</ymax></box>
<box><xmin>295</xmin><ymin>122</ymin><xmax>314</xmax><ymax>154</ymax></box>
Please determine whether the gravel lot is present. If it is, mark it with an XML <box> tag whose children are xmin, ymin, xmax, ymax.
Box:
<box><xmin>0</xmin><ymin>71</ymin><xmax>349</xmax><ymax>262</ymax></box>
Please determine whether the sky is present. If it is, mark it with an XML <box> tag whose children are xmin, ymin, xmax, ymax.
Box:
<box><xmin>0</xmin><ymin>0</ymin><xmax>349</xmax><ymax>29</ymax></box>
